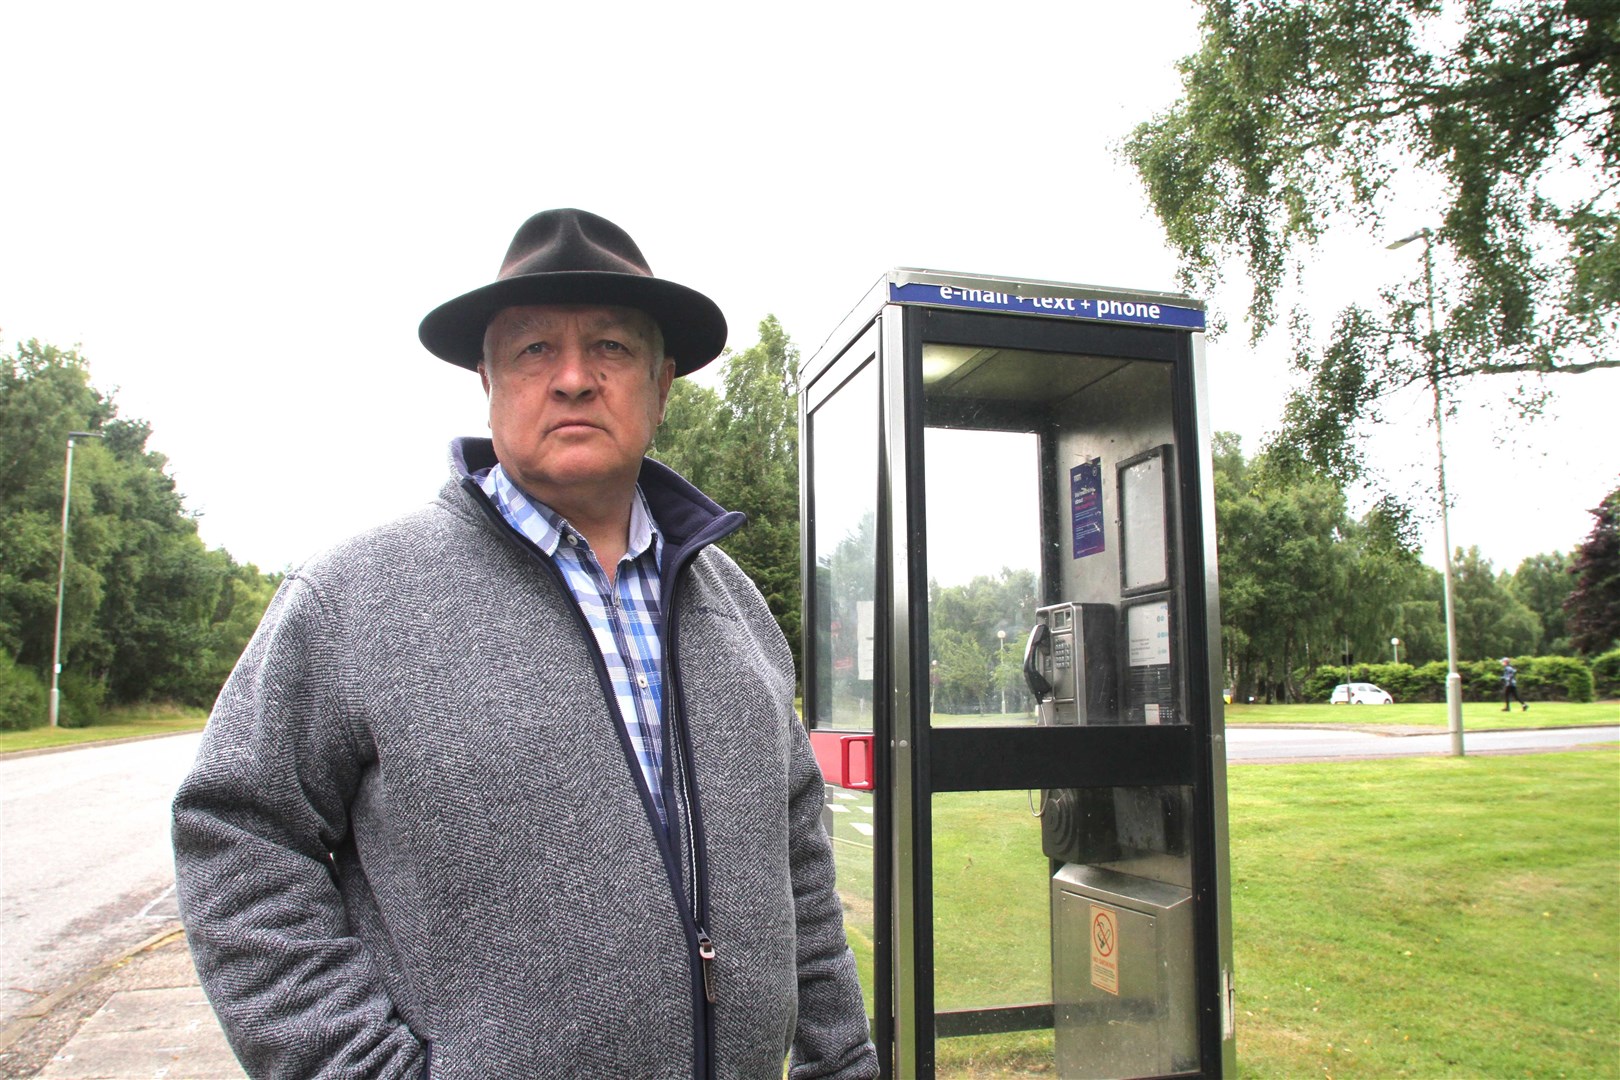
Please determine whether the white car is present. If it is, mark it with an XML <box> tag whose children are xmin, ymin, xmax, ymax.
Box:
<box><xmin>1329</xmin><ymin>682</ymin><xmax>1394</xmax><ymax>705</ymax></box>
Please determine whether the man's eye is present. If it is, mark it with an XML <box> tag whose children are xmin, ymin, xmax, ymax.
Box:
<box><xmin>521</xmin><ymin>341</ymin><xmax>547</xmax><ymax>355</ymax></box>
<box><xmin>599</xmin><ymin>339</ymin><xmax>627</xmax><ymax>352</ymax></box>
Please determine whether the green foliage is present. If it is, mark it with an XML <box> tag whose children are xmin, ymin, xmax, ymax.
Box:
<box><xmin>1461</xmin><ymin>655</ymin><xmax>1595</xmax><ymax>703</ymax></box>
<box><xmin>0</xmin><ymin>650</ymin><xmax>46</xmax><ymax>730</ymax></box>
<box><xmin>651</xmin><ymin>317</ymin><xmax>802</xmax><ymax>673</ymax></box>
<box><xmin>1566</xmin><ymin>485</ymin><xmax>1620</xmax><ymax>654</ymax></box>
<box><xmin>926</xmin><ymin>568</ymin><xmax>1040</xmax><ymax>714</ymax></box>
<box><xmin>1302</xmin><ymin>661</ymin><xmax>1435</xmax><ymax>704</ymax></box>
<box><xmin>55</xmin><ymin>667</ymin><xmax>106</xmax><ymax>727</ymax></box>
<box><xmin>1214</xmin><ymin>434</ymin><xmax>1596</xmax><ymax>704</ymax></box>
<box><xmin>1527</xmin><ymin>655</ymin><xmax>1596</xmax><ymax>703</ymax></box>
<box><xmin>1451</xmin><ymin>545</ymin><xmax>1541</xmax><ymax>659</ymax></box>
<box><xmin>1125</xmin><ymin>0</ymin><xmax>1620</xmax><ymax>476</ymax></box>
<box><xmin>1590</xmin><ymin>647</ymin><xmax>1620</xmax><ymax>698</ymax></box>
<box><xmin>1307</xmin><ymin>655</ymin><xmax>1595</xmax><ymax>703</ymax></box>
<box><xmin>1215</xmin><ymin>434</ymin><xmax>1434</xmax><ymax>701</ymax></box>
<box><xmin>1509</xmin><ymin>550</ymin><xmax>1574</xmax><ymax>653</ymax></box>
<box><xmin>0</xmin><ymin>339</ymin><xmax>277</xmax><ymax>728</ymax></box>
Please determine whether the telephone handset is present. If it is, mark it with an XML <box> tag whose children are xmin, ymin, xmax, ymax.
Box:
<box><xmin>1022</xmin><ymin>622</ymin><xmax>1051</xmax><ymax>700</ymax></box>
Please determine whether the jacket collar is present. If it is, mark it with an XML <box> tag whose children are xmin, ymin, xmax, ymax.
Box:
<box><xmin>449</xmin><ymin>436</ymin><xmax>745</xmax><ymax>553</ymax></box>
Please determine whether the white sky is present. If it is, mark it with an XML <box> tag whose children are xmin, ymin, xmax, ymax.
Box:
<box><xmin>4</xmin><ymin>2</ymin><xmax>1614</xmax><ymax>577</ymax></box>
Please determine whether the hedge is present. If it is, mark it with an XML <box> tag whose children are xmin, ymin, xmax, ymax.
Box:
<box><xmin>1592</xmin><ymin>649</ymin><xmax>1620</xmax><ymax>700</ymax></box>
<box><xmin>1299</xmin><ymin>655</ymin><xmax>1594</xmax><ymax>704</ymax></box>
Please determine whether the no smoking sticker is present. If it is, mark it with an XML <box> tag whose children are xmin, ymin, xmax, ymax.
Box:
<box><xmin>1090</xmin><ymin>904</ymin><xmax>1119</xmax><ymax>995</ymax></box>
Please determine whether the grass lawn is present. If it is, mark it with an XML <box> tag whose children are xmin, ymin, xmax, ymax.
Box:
<box><xmin>0</xmin><ymin>703</ymin><xmax>209</xmax><ymax>754</ymax></box>
<box><xmin>827</xmin><ymin>749</ymin><xmax>1619</xmax><ymax>1077</ymax></box>
<box><xmin>1231</xmin><ymin>749</ymin><xmax>1619</xmax><ymax>1077</ymax></box>
<box><xmin>1227</xmin><ymin>699</ymin><xmax>1619</xmax><ymax>730</ymax></box>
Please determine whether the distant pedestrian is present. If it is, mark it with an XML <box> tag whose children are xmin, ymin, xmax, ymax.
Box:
<box><xmin>1501</xmin><ymin>657</ymin><xmax>1528</xmax><ymax>712</ymax></box>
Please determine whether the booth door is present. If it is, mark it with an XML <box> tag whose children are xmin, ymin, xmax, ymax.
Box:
<box><xmin>906</xmin><ymin>311</ymin><xmax>1215</xmax><ymax>1079</ymax></box>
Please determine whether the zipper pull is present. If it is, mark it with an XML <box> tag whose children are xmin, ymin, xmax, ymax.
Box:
<box><xmin>697</xmin><ymin>930</ymin><xmax>717</xmax><ymax>1004</ymax></box>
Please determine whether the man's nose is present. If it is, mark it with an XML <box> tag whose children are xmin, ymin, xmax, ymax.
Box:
<box><xmin>549</xmin><ymin>343</ymin><xmax>596</xmax><ymax>398</ymax></box>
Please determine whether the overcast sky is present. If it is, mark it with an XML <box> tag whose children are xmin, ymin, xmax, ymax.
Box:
<box><xmin>4</xmin><ymin>2</ymin><xmax>1615</xmax><ymax>579</ymax></box>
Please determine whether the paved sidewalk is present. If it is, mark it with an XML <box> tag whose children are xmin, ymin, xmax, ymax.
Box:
<box><xmin>0</xmin><ymin>925</ymin><xmax>243</xmax><ymax>1080</ymax></box>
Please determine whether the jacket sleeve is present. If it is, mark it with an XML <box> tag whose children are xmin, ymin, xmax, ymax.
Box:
<box><xmin>172</xmin><ymin>573</ymin><xmax>428</xmax><ymax>1079</ymax></box>
<box><xmin>784</xmin><ymin>717</ymin><xmax>881</xmax><ymax>1080</ymax></box>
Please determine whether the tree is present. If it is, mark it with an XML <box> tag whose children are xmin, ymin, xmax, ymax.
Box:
<box><xmin>931</xmin><ymin>629</ymin><xmax>993</xmax><ymax>715</ymax></box>
<box><xmin>1125</xmin><ymin>0</ymin><xmax>1619</xmax><ymax>472</ymax></box>
<box><xmin>0</xmin><ymin>338</ymin><xmax>278</xmax><ymax>725</ymax></box>
<box><xmin>927</xmin><ymin>567</ymin><xmax>1041</xmax><ymax>714</ymax></box>
<box><xmin>1211</xmin><ymin>433</ymin><xmax>1439</xmax><ymax>698</ymax></box>
<box><xmin>651</xmin><ymin>317</ymin><xmax>802</xmax><ymax>670</ymax></box>
<box><xmin>1450</xmin><ymin>545</ymin><xmax>1541</xmax><ymax>659</ymax></box>
<box><xmin>1510</xmin><ymin>551</ymin><xmax>1575</xmax><ymax>653</ymax></box>
<box><xmin>1566</xmin><ymin>484</ymin><xmax>1620</xmax><ymax>654</ymax></box>
<box><xmin>1213</xmin><ymin>435</ymin><xmax>1355</xmax><ymax>699</ymax></box>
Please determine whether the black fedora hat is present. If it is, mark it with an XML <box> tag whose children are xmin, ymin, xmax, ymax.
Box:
<box><xmin>419</xmin><ymin>209</ymin><xmax>727</xmax><ymax>377</ymax></box>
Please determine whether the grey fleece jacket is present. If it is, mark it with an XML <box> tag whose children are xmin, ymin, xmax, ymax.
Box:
<box><xmin>172</xmin><ymin>439</ymin><xmax>877</xmax><ymax>1080</ymax></box>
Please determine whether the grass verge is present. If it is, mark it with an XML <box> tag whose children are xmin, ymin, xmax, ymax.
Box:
<box><xmin>0</xmin><ymin>704</ymin><xmax>208</xmax><ymax>754</ymax></box>
<box><xmin>827</xmin><ymin>749</ymin><xmax>1618</xmax><ymax>1077</ymax></box>
<box><xmin>1231</xmin><ymin>749</ymin><xmax>1619</xmax><ymax>1077</ymax></box>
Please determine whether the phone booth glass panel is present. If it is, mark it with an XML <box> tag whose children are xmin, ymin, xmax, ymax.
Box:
<box><xmin>806</xmin><ymin>340</ymin><xmax>885</xmax><ymax>1030</ymax></box>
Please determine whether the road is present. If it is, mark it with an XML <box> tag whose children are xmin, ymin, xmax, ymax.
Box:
<box><xmin>1225</xmin><ymin>723</ymin><xmax>1619</xmax><ymax>763</ymax></box>
<box><xmin>0</xmin><ymin>733</ymin><xmax>200</xmax><ymax>1024</ymax></box>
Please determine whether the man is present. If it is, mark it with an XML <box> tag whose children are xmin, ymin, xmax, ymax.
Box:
<box><xmin>1501</xmin><ymin>656</ymin><xmax>1528</xmax><ymax>711</ymax></box>
<box><xmin>173</xmin><ymin>209</ymin><xmax>878</xmax><ymax>1080</ymax></box>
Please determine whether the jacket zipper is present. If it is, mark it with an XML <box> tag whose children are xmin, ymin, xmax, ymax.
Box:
<box><xmin>661</xmin><ymin>552</ymin><xmax>717</xmax><ymax>1080</ymax></box>
<box><xmin>660</xmin><ymin>511</ymin><xmax>746</xmax><ymax>1080</ymax></box>
<box><xmin>463</xmin><ymin>477</ymin><xmax>737</xmax><ymax>1079</ymax></box>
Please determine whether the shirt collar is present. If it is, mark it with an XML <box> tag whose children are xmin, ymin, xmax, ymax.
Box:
<box><xmin>478</xmin><ymin>463</ymin><xmax>662</xmax><ymax>567</ymax></box>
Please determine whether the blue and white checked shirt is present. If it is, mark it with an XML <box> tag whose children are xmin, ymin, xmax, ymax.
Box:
<box><xmin>479</xmin><ymin>464</ymin><xmax>670</xmax><ymax>826</ymax></box>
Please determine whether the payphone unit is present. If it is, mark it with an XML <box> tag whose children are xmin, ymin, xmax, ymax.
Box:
<box><xmin>800</xmin><ymin>269</ymin><xmax>1234</xmax><ymax>1078</ymax></box>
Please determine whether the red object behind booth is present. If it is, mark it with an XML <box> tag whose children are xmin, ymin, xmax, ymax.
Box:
<box><xmin>809</xmin><ymin>730</ymin><xmax>875</xmax><ymax>791</ymax></box>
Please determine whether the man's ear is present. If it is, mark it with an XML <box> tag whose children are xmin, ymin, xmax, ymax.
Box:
<box><xmin>655</xmin><ymin>359</ymin><xmax>676</xmax><ymax>421</ymax></box>
<box><xmin>478</xmin><ymin>362</ymin><xmax>491</xmax><ymax>397</ymax></box>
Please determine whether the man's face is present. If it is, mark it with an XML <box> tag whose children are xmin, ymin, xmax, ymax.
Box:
<box><xmin>480</xmin><ymin>304</ymin><xmax>675</xmax><ymax>508</ymax></box>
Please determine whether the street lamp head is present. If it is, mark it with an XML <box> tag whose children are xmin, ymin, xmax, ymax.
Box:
<box><xmin>1386</xmin><ymin>228</ymin><xmax>1431</xmax><ymax>251</ymax></box>
<box><xmin>67</xmin><ymin>431</ymin><xmax>105</xmax><ymax>441</ymax></box>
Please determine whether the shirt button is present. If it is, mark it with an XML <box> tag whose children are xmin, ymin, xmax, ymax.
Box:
<box><xmin>565</xmin><ymin>533</ymin><xmax>579</xmax><ymax>546</ymax></box>
<box><xmin>637</xmin><ymin>675</ymin><xmax>649</xmax><ymax>689</ymax></box>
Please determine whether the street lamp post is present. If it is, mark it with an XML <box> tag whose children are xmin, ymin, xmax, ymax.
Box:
<box><xmin>49</xmin><ymin>430</ymin><xmax>104</xmax><ymax>727</ymax></box>
<box><xmin>1391</xmin><ymin>637</ymin><xmax>1401</xmax><ymax>664</ymax></box>
<box><xmin>1387</xmin><ymin>228</ymin><xmax>1465</xmax><ymax>756</ymax></box>
<box><xmin>996</xmin><ymin>629</ymin><xmax>1007</xmax><ymax>714</ymax></box>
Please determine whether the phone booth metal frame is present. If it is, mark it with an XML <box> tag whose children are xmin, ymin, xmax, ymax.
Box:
<box><xmin>799</xmin><ymin>269</ymin><xmax>1236</xmax><ymax>1079</ymax></box>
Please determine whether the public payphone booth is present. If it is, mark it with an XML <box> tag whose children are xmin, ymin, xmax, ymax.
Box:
<box><xmin>799</xmin><ymin>270</ymin><xmax>1235</xmax><ymax>1078</ymax></box>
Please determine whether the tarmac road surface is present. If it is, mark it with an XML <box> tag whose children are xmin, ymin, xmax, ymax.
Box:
<box><xmin>1225</xmin><ymin>723</ymin><xmax>1619</xmax><ymax>763</ymax></box>
<box><xmin>0</xmin><ymin>733</ymin><xmax>201</xmax><ymax>1026</ymax></box>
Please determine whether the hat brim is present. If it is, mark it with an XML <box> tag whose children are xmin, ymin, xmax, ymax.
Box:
<box><xmin>419</xmin><ymin>271</ymin><xmax>727</xmax><ymax>377</ymax></box>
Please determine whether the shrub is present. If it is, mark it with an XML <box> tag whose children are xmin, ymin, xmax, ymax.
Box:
<box><xmin>1407</xmin><ymin>661</ymin><xmax>1450</xmax><ymax>703</ymax></box>
<box><xmin>1592</xmin><ymin>649</ymin><xmax>1620</xmax><ymax>699</ymax></box>
<box><xmin>1302</xmin><ymin>665</ymin><xmax>1347</xmax><ymax>702</ymax></box>
<box><xmin>1466</xmin><ymin>658</ymin><xmax>1507</xmax><ymax>701</ymax></box>
<box><xmin>56</xmin><ymin>669</ymin><xmax>107</xmax><ymax>728</ymax></box>
<box><xmin>0</xmin><ymin>654</ymin><xmax>47</xmax><ymax>731</ymax></box>
<box><xmin>1305</xmin><ymin>661</ymin><xmax>1452</xmax><ymax>703</ymax></box>
<box><xmin>1526</xmin><ymin>656</ymin><xmax>1595</xmax><ymax>703</ymax></box>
